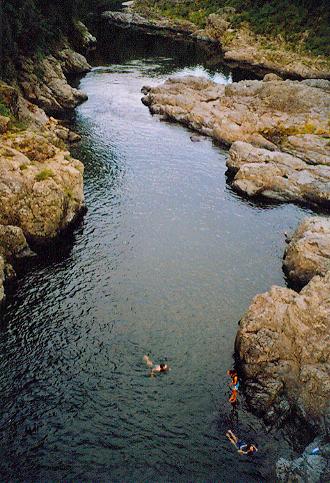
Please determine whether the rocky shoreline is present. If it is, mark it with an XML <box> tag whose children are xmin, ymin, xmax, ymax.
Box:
<box><xmin>0</xmin><ymin>22</ymin><xmax>96</xmax><ymax>304</ymax></box>
<box><xmin>141</xmin><ymin>73</ymin><xmax>329</xmax><ymax>479</ymax></box>
<box><xmin>142</xmin><ymin>75</ymin><xmax>330</xmax><ymax>208</ymax></box>
<box><xmin>101</xmin><ymin>9</ymin><xmax>330</xmax><ymax>80</ymax></box>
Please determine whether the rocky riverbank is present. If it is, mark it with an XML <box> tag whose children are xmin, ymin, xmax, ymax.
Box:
<box><xmin>142</xmin><ymin>75</ymin><xmax>330</xmax><ymax>208</ymax></box>
<box><xmin>102</xmin><ymin>8</ymin><xmax>330</xmax><ymax>80</ymax></box>
<box><xmin>0</xmin><ymin>22</ymin><xmax>95</xmax><ymax>304</ymax></box>
<box><xmin>142</xmin><ymin>70</ymin><xmax>330</xmax><ymax>479</ymax></box>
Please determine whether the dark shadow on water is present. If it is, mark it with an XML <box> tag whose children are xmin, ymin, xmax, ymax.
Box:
<box><xmin>89</xmin><ymin>24</ymin><xmax>259</xmax><ymax>82</ymax></box>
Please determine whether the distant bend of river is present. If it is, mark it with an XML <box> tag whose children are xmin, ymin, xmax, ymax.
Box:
<box><xmin>0</xmin><ymin>30</ymin><xmax>313</xmax><ymax>480</ymax></box>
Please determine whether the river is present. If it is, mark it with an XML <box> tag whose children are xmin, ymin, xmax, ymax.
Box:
<box><xmin>0</xmin><ymin>29</ymin><xmax>314</xmax><ymax>480</ymax></box>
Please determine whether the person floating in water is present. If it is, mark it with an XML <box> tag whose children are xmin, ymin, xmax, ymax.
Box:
<box><xmin>227</xmin><ymin>369</ymin><xmax>240</xmax><ymax>404</ymax></box>
<box><xmin>143</xmin><ymin>355</ymin><xmax>170</xmax><ymax>377</ymax></box>
<box><xmin>226</xmin><ymin>430</ymin><xmax>258</xmax><ymax>455</ymax></box>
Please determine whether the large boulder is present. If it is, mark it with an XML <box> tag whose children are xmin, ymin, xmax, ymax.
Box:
<box><xmin>227</xmin><ymin>141</ymin><xmax>330</xmax><ymax>207</ymax></box>
<box><xmin>283</xmin><ymin>217</ymin><xmax>330</xmax><ymax>285</ymax></box>
<box><xmin>57</xmin><ymin>48</ymin><xmax>91</xmax><ymax>75</ymax></box>
<box><xmin>18</xmin><ymin>55</ymin><xmax>88</xmax><ymax>114</ymax></box>
<box><xmin>0</xmin><ymin>132</ymin><xmax>84</xmax><ymax>240</ymax></box>
<box><xmin>235</xmin><ymin>271</ymin><xmax>330</xmax><ymax>429</ymax></box>
<box><xmin>0</xmin><ymin>225</ymin><xmax>34</xmax><ymax>259</ymax></box>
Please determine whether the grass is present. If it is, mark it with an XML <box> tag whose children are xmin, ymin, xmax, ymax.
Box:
<box><xmin>35</xmin><ymin>168</ymin><xmax>54</xmax><ymax>182</ymax></box>
<box><xmin>0</xmin><ymin>101</ymin><xmax>11</xmax><ymax>118</ymax></box>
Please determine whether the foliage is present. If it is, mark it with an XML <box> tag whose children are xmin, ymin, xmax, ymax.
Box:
<box><xmin>0</xmin><ymin>0</ymin><xmax>118</xmax><ymax>81</ymax></box>
<box><xmin>139</xmin><ymin>0</ymin><xmax>329</xmax><ymax>56</ymax></box>
<box><xmin>35</xmin><ymin>168</ymin><xmax>55</xmax><ymax>181</ymax></box>
<box><xmin>0</xmin><ymin>102</ymin><xmax>11</xmax><ymax>118</ymax></box>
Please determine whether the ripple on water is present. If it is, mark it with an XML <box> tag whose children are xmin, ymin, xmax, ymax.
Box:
<box><xmin>0</xmin><ymin>35</ymin><xmax>311</xmax><ymax>480</ymax></box>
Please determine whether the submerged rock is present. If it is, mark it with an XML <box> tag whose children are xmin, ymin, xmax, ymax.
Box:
<box><xmin>235</xmin><ymin>271</ymin><xmax>330</xmax><ymax>429</ymax></box>
<box><xmin>283</xmin><ymin>217</ymin><xmax>330</xmax><ymax>285</ymax></box>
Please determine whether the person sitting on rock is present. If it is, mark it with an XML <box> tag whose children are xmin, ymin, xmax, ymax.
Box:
<box><xmin>226</xmin><ymin>430</ymin><xmax>258</xmax><ymax>455</ymax></box>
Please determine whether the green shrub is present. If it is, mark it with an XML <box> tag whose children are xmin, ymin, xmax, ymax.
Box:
<box><xmin>35</xmin><ymin>168</ymin><xmax>54</xmax><ymax>181</ymax></box>
<box><xmin>0</xmin><ymin>102</ymin><xmax>11</xmax><ymax>118</ymax></box>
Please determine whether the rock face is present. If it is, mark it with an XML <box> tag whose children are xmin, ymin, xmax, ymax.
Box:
<box><xmin>235</xmin><ymin>271</ymin><xmax>330</xmax><ymax>429</ymax></box>
<box><xmin>18</xmin><ymin>51</ymin><xmax>90</xmax><ymax>114</ymax></box>
<box><xmin>0</xmin><ymin>131</ymin><xmax>84</xmax><ymax>241</ymax></box>
<box><xmin>276</xmin><ymin>436</ymin><xmax>329</xmax><ymax>483</ymax></box>
<box><xmin>101</xmin><ymin>11</ymin><xmax>202</xmax><ymax>40</ymax></box>
<box><xmin>0</xmin><ymin>255</ymin><xmax>5</xmax><ymax>304</ymax></box>
<box><xmin>72</xmin><ymin>20</ymin><xmax>97</xmax><ymax>53</ymax></box>
<box><xmin>227</xmin><ymin>142</ymin><xmax>330</xmax><ymax>207</ymax></box>
<box><xmin>283</xmin><ymin>217</ymin><xmax>330</xmax><ymax>285</ymax></box>
<box><xmin>142</xmin><ymin>75</ymin><xmax>330</xmax><ymax>207</ymax></box>
<box><xmin>0</xmin><ymin>225</ymin><xmax>34</xmax><ymax>260</ymax></box>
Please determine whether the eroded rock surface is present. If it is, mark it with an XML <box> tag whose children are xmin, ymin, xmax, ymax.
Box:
<box><xmin>227</xmin><ymin>142</ymin><xmax>330</xmax><ymax>207</ymax></box>
<box><xmin>18</xmin><ymin>52</ymin><xmax>89</xmax><ymax>114</ymax></box>
<box><xmin>142</xmin><ymin>75</ymin><xmax>330</xmax><ymax>207</ymax></box>
<box><xmin>0</xmin><ymin>131</ymin><xmax>84</xmax><ymax>240</ymax></box>
<box><xmin>0</xmin><ymin>225</ymin><xmax>34</xmax><ymax>260</ymax></box>
<box><xmin>235</xmin><ymin>272</ymin><xmax>330</xmax><ymax>429</ymax></box>
<box><xmin>283</xmin><ymin>217</ymin><xmax>330</xmax><ymax>285</ymax></box>
<box><xmin>276</xmin><ymin>436</ymin><xmax>329</xmax><ymax>483</ymax></box>
<box><xmin>0</xmin><ymin>255</ymin><xmax>5</xmax><ymax>303</ymax></box>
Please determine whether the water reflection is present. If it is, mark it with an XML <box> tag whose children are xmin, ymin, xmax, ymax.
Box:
<box><xmin>0</xmin><ymin>31</ymin><xmax>311</xmax><ymax>481</ymax></box>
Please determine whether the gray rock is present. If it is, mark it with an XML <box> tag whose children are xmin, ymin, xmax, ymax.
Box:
<box><xmin>227</xmin><ymin>141</ymin><xmax>330</xmax><ymax>207</ymax></box>
<box><xmin>276</xmin><ymin>437</ymin><xmax>329</xmax><ymax>483</ymax></box>
<box><xmin>283</xmin><ymin>217</ymin><xmax>330</xmax><ymax>285</ymax></box>
<box><xmin>235</xmin><ymin>271</ymin><xmax>330</xmax><ymax>428</ymax></box>
<box><xmin>0</xmin><ymin>225</ymin><xmax>35</xmax><ymax>259</ymax></box>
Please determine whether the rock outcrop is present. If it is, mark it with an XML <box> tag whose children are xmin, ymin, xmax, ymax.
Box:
<box><xmin>0</xmin><ymin>225</ymin><xmax>34</xmax><ymax>260</ymax></box>
<box><xmin>235</xmin><ymin>271</ymin><xmax>330</xmax><ymax>429</ymax></box>
<box><xmin>283</xmin><ymin>217</ymin><xmax>330</xmax><ymax>285</ymax></box>
<box><xmin>0</xmin><ymin>131</ymin><xmax>84</xmax><ymax>241</ymax></box>
<box><xmin>276</xmin><ymin>436</ymin><xmax>330</xmax><ymax>483</ymax></box>
<box><xmin>227</xmin><ymin>142</ymin><xmax>330</xmax><ymax>207</ymax></box>
<box><xmin>101</xmin><ymin>11</ymin><xmax>204</xmax><ymax>41</ymax></box>
<box><xmin>18</xmin><ymin>53</ymin><xmax>89</xmax><ymax>114</ymax></box>
<box><xmin>142</xmin><ymin>75</ymin><xmax>330</xmax><ymax>207</ymax></box>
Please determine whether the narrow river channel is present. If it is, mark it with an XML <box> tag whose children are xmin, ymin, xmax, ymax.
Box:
<box><xmin>0</xmin><ymin>30</ymin><xmax>314</xmax><ymax>480</ymax></box>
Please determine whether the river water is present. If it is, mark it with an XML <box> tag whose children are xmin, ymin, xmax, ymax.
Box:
<box><xmin>0</xmin><ymin>31</ymin><xmax>314</xmax><ymax>480</ymax></box>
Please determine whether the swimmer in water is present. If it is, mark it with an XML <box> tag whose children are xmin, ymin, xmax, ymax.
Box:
<box><xmin>143</xmin><ymin>355</ymin><xmax>170</xmax><ymax>377</ymax></box>
<box><xmin>226</xmin><ymin>430</ymin><xmax>258</xmax><ymax>455</ymax></box>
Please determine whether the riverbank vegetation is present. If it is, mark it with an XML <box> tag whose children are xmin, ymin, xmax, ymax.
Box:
<box><xmin>134</xmin><ymin>0</ymin><xmax>329</xmax><ymax>56</ymax></box>
<box><xmin>0</xmin><ymin>0</ymin><xmax>120</xmax><ymax>81</ymax></box>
